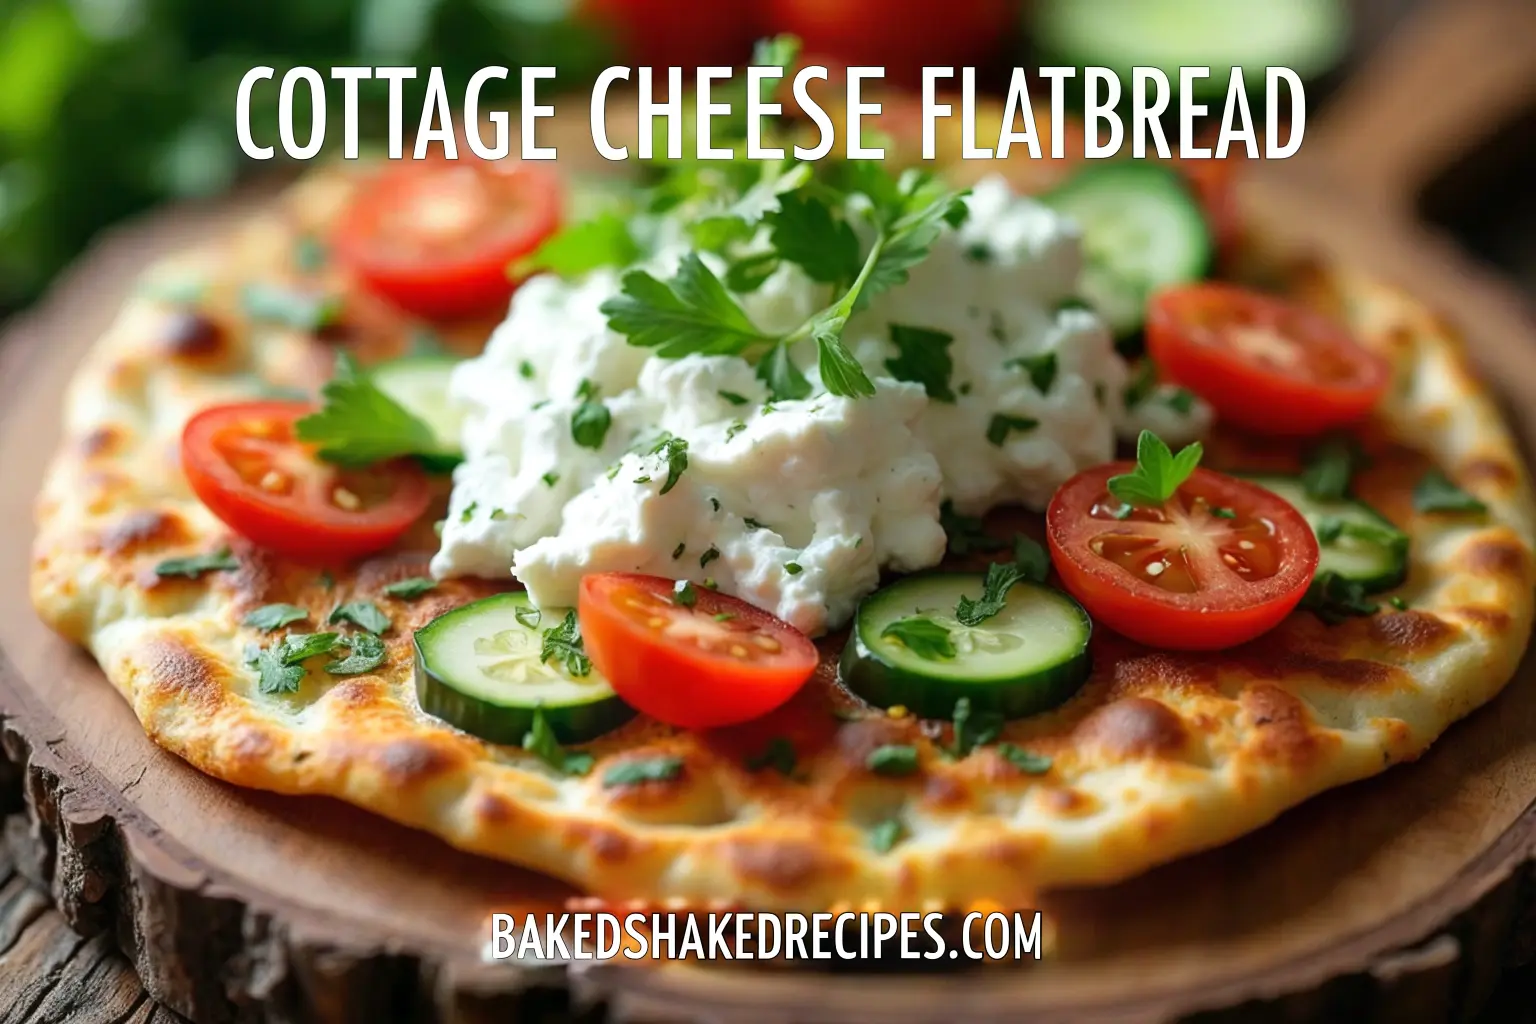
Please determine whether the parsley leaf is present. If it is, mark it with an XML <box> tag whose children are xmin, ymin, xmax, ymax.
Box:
<box><xmin>540</xmin><ymin>610</ymin><xmax>591</xmax><ymax>677</ymax></box>
<box><xmin>870</xmin><ymin>818</ymin><xmax>904</xmax><ymax>852</ymax></box>
<box><xmin>766</xmin><ymin>188</ymin><xmax>862</xmax><ymax>284</ymax></box>
<box><xmin>812</xmin><ymin>321</ymin><xmax>877</xmax><ymax>398</ymax></box>
<box><xmin>1301</xmin><ymin>570</ymin><xmax>1380</xmax><ymax>625</ymax></box>
<box><xmin>700</xmin><ymin>546</ymin><xmax>721</xmax><ymax>568</ymax></box>
<box><xmin>571</xmin><ymin>381</ymin><xmax>613</xmax><ymax>450</ymax></box>
<box><xmin>986</xmin><ymin>414</ymin><xmax>1039</xmax><ymax>447</ymax></box>
<box><xmin>243</xmin><ymin>603</ymin><xmax>308</xmax><ymax>632</ymax></box>
<box><xmin>885</xmin><ymin>324</ymin><xmax>955</xmax><ymax>402</ymax></box>
<box><xmin>1013</xmin><ymin>535</ymin><xmax>1050</xmax><ymax>583</ymax></box>
<box><xmin>673</xmin><ymin>580</ymin><xmax>698</xmax><ymax>607</ymax></box>
<box><xmin>951</xmin><ymin>696</ymin><xmax>1005</xmax><ymax>757</ymax></box>
<box><xmin>295</xmin><ymin>353</ymin><xmax>448</xmax><ymax>467</ymax></box>
<box><xmin>328</xmin><ymin>600</ymin><xmax>391</xmax><ymax>635</ymax></box>
<box><xmin>1313</xmin><ymin>516</ymin><xmax>1409</xmax><ymax>552</ymax></box>
<box><xmin>1122</xmin><ymin>359</ymin><xmax>1157</xmax><ymax>409</ymax></box>
<box><xmin>756</xmin><ymin>342</ymin><xmax>812</xmax><ymax>401</ymax></box>
<box><xmin>603</xmin><ymin>755</ymin><xmax>685</xmax><ymax>787</ymax></box>
<box><xmin>955</xmin><ymin>560</ymin><xmax>1028</xmax><ymax>627</ymax></box>
<box><xmin>253</xmin><ymin>632</ymin><xmax>341</xmax><ymax>695</ymax></box>
<box><xmin>725</xmin><ymin>251</ymin><xmax>780</xmax><ymax>293</ymax></box>
<box><xmin>601</xmin><ymin>253</ymin><xmax>773</xmax><ymax>358</ymax></box>
<box><xmin>880</xmin><ymin>616</ymin><xmax>956</xmax><ymax>660</ymax></box>
<box><xmin>997</xmin><ymin>743</ymin><xmax>1052</xmax><ymax>774</ymax></box>
<box><xmin>524</xmin><ymin>707</ymin><xmax>594</xmax><ymax>776</ymax></box>
<box><xmin>745</xmin><ymin>737</ymin><xmax>796</xmax><ymax>776</ymax></box>
<box><xmin>1005</xmin><ymin>351</ymin><xmax>1057</xmax><ymax>394</ymax></box>
<box><xmin>325</xmin><ymin>632</ymin><xmax>386</xmax><ymax>675</ymax></box>
<box><xmin>154</xmin><ymin>547</ymin><xmax>239</xmax><ymax>580</ymax></box>
<box><xmin>1414</xmin><ymin>469</ymin><xmax>1487</xmax><ymax>515</ymax></box>
<box><xmin>940</xmin><ymin>501</ymin><xmax>1007</xmax><ymax>556</ymax></box>
<box><xmin>718</xmin><ymin>390</ymin><xmax>751</xmax><ymax>406</ymax></box>
<box><xmin>1108</xmin><ymin>431</ymin><xmax>1203</xmax><ymax>507</ymax></box>
<box><xmin>648</xmin><ymin>435</ymin><xmax>690</xmax><ymax>494</ymax></box>
<box><xmin>865</xmin><ymin>744</ymin><xmax>920</xmax><ymax>777</ymax></box>
<box><xmin>516</xmin><ymin>212</ymin><xmax>639</xmax><ymax>279</ymax></box>
<box><xmin>383</xmin><ymin>577</ymin><xmax>436</xmax><ymax>600</ymax></box>
<box><xmin>1302</xmin><ymin>437</ymin><xmax>1364</xmax><ymax>501</ymax></box>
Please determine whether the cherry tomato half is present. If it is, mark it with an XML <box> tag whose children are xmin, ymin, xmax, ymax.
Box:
<box><xmin>1047</xmin><ymin>465</ymin><xmax>1319</xmax><ymax>650</ymax></box>
<box><xmin>181</xmin><ymin>402</ymin><xmax>432</xmax><ymax>563</ymax></box>
<box><xmin>578</xmin><ymin>573</ymin><xmax>820</xmax><ymax>729</ymax></box>
<box><xmin>332</xmin><ymin>158</ymin><xmax>562</xmax><ymax>321</ymax></box>
<box><xmin>1147</xmin><ymin>283</ymin><xmax>1392</xmax><ymax>437</ymax></box>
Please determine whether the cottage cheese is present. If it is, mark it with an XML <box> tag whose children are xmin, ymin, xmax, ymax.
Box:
<box><xmin>430</xmin><ymin>175</ymin><xmax>1208</xmax><ymax>635</ymax></box>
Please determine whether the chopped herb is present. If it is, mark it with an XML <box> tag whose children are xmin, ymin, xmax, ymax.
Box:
<box><xmin>997</xmin><ymin>743</ymin><xmax>1052</xmax><ymax>774</ymax></box>
<box><xmin>523</xmin><ymin>707</ymin><xmax>594</xmax><ymax>776</ymax></box>
<box><xmin>460</xmin><ymin>501</ymin><xmax>479</xmax><ymax>522</ymax></box>
<box><xmin>634</xmin><ymin>475</ymin><xmax>652</xmax><ymax>484</ymax></box>
<box><xmin>987</xmin><ymin>310</ymin><xmax>1008</xmax><ymax>343</ymax></box>
<box><xmin>870</xmin><ymin>818</ymin><xmax>904</xmax><ymax>852</ymax></box>
<box><xmin>1389</xmin><ymin>595</ymin><xmax>1409</xmax><ymax>610</ymax></box>
<box><xmin>885</xmin><ymin>324</ymin><xmax>955</xmax><ymax>402</ymax></box>
<box><xmin>154</xmin><ymin>548</ymin><xmax>239</xmax><ymax>580</ymax></box>
<box><xmin>540</xmin><ymin>611</ymin><xmax>591</xmax><ymax>677</ymax></box>
<box><xmin>1413</xmin><ymin>469</ymin><xmax>1487</xmax><ymax>515</ymax></box>
<box><xmin>1315</xmin><ymin>517</ymin><xmax>1343</xmax><ymax>544</ymax></box>
<box><xmin>328</xmin><ymin>600</ymin><xmax>391</xmax><ymax>634</ymax></box>
<box><xmin>318</xmin><ymin>570</ymin><xmax>335</xmax><ymax>591</ymax></box>
<box><xmin>603</xmin><ymin>756</ymin><xmax>685</xmax><ymax>787</ymax></box>
<box><xmin>880</xmin><ymin>616</ymin><xmax>955</xmax><ymax>660</ymax></box>
<box><xmin>243</xmin><ymin>603</ymin><xmax>308</xmax><ymax>632</ymax></box>
<box><xmin>672</xmin><ymin>542</ymin><xmax>687</xmax><ymax>559</ymax></box>
<box><xmin>986</xmin><ymin>414</ymin><xmax>1040</xmax><ymax>447</ymax></box>
<box><xmin>383</xmin><ymin>577</ymin><xmax>437</xmax><ymax>600</ymax></box>
<box><xmin>719</xmin><ymin>390</ymin><xmax>751</xmax><ymax>406</ymax></box>
<box><xmin>746</xmin><ymin>737</ymin><xmax>797</xmax><ymax>776</ymax></box>
<box><xmin>1004</xmin><ymin>351</ymin><xmax>1058</xmax><ymax>395</ymax></box>
<box><xmin>1107</xmin><ymin>431</ymin><xmax>1203</xmax><ymax>507</ymax></box>
<box><xmin>964</xmin><ymin>243</ymin><xmax>991</xmax><ymax>263</ymax></box>
<box><xmin>710</xmin><ymin>497</ymin><xmax>722</xmax><ymax>513</ymax></box>
<box><xmin>253</xmin><ymin>632</ymin><xmax>341</xmax><ymax>694</ymax></box>
<box><xmin>1314</xmin><ymin>516</ymin><xmax>1409</xmax><ymax>552</ymax></box>
<box><xmin>1165</xmin><ymin>388</ymin><xmax>1196</xmax><ymax>414</ymax></box>
<box><xmin>1122</xmin><ymin>360</ymin><xmax>1157</xmax><ymax>409</ymax></box>
<box><xmin>571</xmin><ymin>381</ymin><xmax>613</xmax><ymax>450</ymax></box>
<box><xmin>955</xmin><ymin>560</ymin><xmax>1027</xmax><ymax>627</ymax></box>
<box><xmin>951</xmin><ymin>697</ymin><xmax>1006</xmax><ymax>757</ymax></box>
<box><xmin>518</xmin><ymin>360</ymin><xmax>535</xmax><ymax>379</ymax></box>
<box><xmin>866</xmin><ymin>744</ymin><xmax>920</xmax><ymax>777</ymax></box>
<box><xmin>325</xmin><ymin>632</ymin><xmax>387</xmax><ymax>675</ymax></box>
<box><xmin>700</xmin><ymin>546</ymin><xmax>721</xmax><ymax>568</ymax></box>
<box><xmin>1211</xmin><ymin>507</ymin><xmax>1237</xmax><ymax>519</ymax></box>
<box><xmin>1301</xmin><ymin>570</ymin><xmax>1380</xmax><ymax>625</ymax></box>
<box><xmin>514</xmin><ymin>604</ymin><xmax>542</xmax><ymax>630</ymax></box>
<box><xmin>295</xmin><ymin>353</ymin><xmax>449</xmax><ymax>467</ymax></box>
<box><xmin>1013</xmin><ymin>535</ymin><xmax>1050</xmax><ymax>584</ymax></box>
<box><xmin>702</xmin><ymin>577</ymin><xmax>718</xmax><ymax>589</ymax></box>
<box><xmin>785</xmin><ymin>561</ymin><xmax>804</xmax><ymax>575</ymax></box>
<box><xmin>490</xmin><ymin>508</ymin><xmax>509</xmax><ymax>521</ymax></box>
<box><xmin>649</xmin><ymin>436</ymin><xmax>690</xmax><ymax>494</ymax></box>
<box><xmin>725</xmin><ymin>419</ymin><xmax>748</xmax><ymax>443</ymax></box>
<box><xmin>712</xmin><ymin>612</ymin><xmax>735</xmax><ymax>622</ymax></box>
<box><xmin>743</xmin><ymin>517</ymin><xmax>769</xmax><ymax>531</ymax></box>
<box><xmin>940</xmin><ymin>501</ymin><xmax>1007</xmax><ymax>556</ymax></box>
<box><xmin>1055</xmin><ymin>297</ymin><xmax>1093</xmax><ymax>315</ymax></box>
<box><xmin>541</xmin><ymin>471</ymin><xmax>560</xmax><ymax>488</ymax></box>
<box><xmin>756</xmin><ymin>343</ymin><xmax>813</xmax><ymax>402</ymax></box>
<box><xmin>958</xmin><ymin>382</ymin><xmax>972</xmax><ymax>396</ymax></box>
<box><xmin>241</xmin><ymin>282</ymin><xmax>343</xmax><ymax>332</ymax></box>
<box><xmin>1302</xmin><ymin>437</ymin><xmax>1364</xmax><ymax>501</ymax></box>
<box><xmin>673</xmin><ymin>580</ymin><xmax>698</xmax><ymax>607</ymax></box>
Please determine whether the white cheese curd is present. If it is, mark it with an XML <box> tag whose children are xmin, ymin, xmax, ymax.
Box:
<box><xmin>432</xmin><ymin>174</ymin><xmax>1182</xmax><ymax>635</ymax></box>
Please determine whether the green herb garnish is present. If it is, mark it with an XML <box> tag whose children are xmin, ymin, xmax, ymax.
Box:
<box><xmin>571</xmin><ymin>379</ymin><xmax>612</xmax><ymax>450</ymax></box>
<box><xmin>1107</xmin><ymin>431</ymin><xmax>1203</xmax><ymax>507</ymax></box>
<box><xmin>1301</xmin><ymin>570</ymin><xmax>1380</xmax><ymax>625</ymax></box>
<box><xmin>745</xmin><ymin>737</ymin><xmax>797</xmax><ymax>776</ymax></box>
<box><xmin>1004</xmin><ymin>351</ymin><xmax>1057</xmax><ymax>394</ymax></box>
<box><xmin>328</xmin><ymin>600</ymin><xmax>391</xmax><ymax>634</ymax></box>
<box><xmin>955</xmin><ymin>560</ymin><xmax>1027</xmax><ymax>627</ymax></box>
<box><xmin>880</xmin><ymin>616</ymin><xmax>955</xmax><ymax>660</ymax></box>
<box><xmin>885</xmin><ymin>324</ymin><xmax>955</xmax><ymax>402</ymax></box>
<box><xmin>986</xmin><ymin>414</ymin><xmax>1040</xmax><ymax>447</ymax></box>
<box><xmin>243</xmin><ymin>603</ymin><xmax>308</xmax><ymax>632</ymax></box>
<box><xmin>383</xmin><ymin>577</ymin><xmax>436</xmax><ymax>600</ymax></box>
<box><xmin>324</xmin><ymin>632</ymin><xmax>386</xmax><ymax>675</ymax></box>
<box><xmin>1301</xmin><ymin>437</ymin><xmax>1364</xmax><ymax>501</ymax></box>
<box><xmin>951</xmin><ymin>696</ymin><xmax>1005</xmax><ymax>758</ymax></box>
<box><xmin>524</xmin><ymin>707</ymin><xmax>594</xmax><ymax>776</ymax></box>
<box><xmin>154</xmin><ymin>547</ymin><xmax>239</xmax><ymax>580</ymax></box>
<box><xmin>673</xmin><ymin>579</ymin><xmax>698</xmax><ymax>607</ymax></box>
<box><xmin>939</xmin><ymin>501</ymin><xmax>1007</xmax><ymax>556</ymax></box>
<box><xmin>870</xmin><ymin>818</ymin><xmax>904</xmax><ymax>852</ymax></box>
<box><xmin>866</xmin><ymin>744</ymin><xmax>920</xmax><ymax>777</ymax></box>
<box><xmin>540</xmin><ymin>610</ymin><xmax>591</xmax><ymax>677</ymax></box>
<box><xmin>295</xmin><ymin>353</ymin><xmax>451</xmax><ymax>468</ymax></box>
<box><xmin>603</xmin><ymin>756</ymin><xmax>685</xmax><ymax>787</ymax></box>
<box><xmin>516</xmin><ymin>212</ymin><xmax>640</xmax><ymax>279</ymax></box>
<box><xmin>1413</xmin><ymin>469</ymin><xmax>1487</xmax><ymax>515</ymax></box>
<box><xmin>997</xmin><ymin>743</ymin><xmax>1052</xmax><ymax>774</ymax></box>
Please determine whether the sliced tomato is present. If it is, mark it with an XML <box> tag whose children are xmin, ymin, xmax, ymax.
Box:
<box><xmin>1046</xmin><ymin>465</ymin><xmax>1318</xmax><ymax>650</ymax></box>
<box><xmin>579</xmin><ymin>0</ymin><xmax>755</xmax><ymax>69</ymax></box>
<box><xmin>578</xmin><ymin>573</ymin><xmax>819</xmax><ymax>729</ymax></box>
<box><xmin>1146</xmin><ymin>283</ymin><xmax>1391</xmax><ymax>437</ymax></box>
<box><xmin>181</xmin><ymin>402</ymin><xmax>432</xmax><ymax>563</ymax></box>
<box><xmin>332</xmin><ymin>158</ymin><xmax>561</xmax><ymax>322</ymax></box>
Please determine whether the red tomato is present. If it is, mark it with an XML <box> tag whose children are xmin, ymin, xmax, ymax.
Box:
<box><xmin>766</xmin><ymin>0</ymin><xmax>1012</xmax><ymax>85</ymax></box>
<box><xmin>332</xmin><ymin>158</ymin><xmax>561</xmax><ymax>321</ymax></box>
<box><xmin>579</xmin><ymin>0</ymin><xmax>755</xmax><ymax>68</ymax></box>
<box><xmin>181</xmin><ymin>402</ymin><xmax>432</xmax><ymax>563</ymax></box>
<box><xmin>1147</xmin><ymin>284</ymin><xmax>1392</xmax><ymax>437</ymax></box>
<box><xmin>1047</xmin><ymin>465</ymin><xmax>1318</xmax><ymax>650</ymax></box>
<box><xmin>578</xmin><ymin>573</ymin><xmax>819</xmax><ymax>729</ymax></box>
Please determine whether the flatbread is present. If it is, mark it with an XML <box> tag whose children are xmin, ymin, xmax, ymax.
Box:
<box><xmin>30</xmin><ymin>165</ymin><xmax>1536</xmax><ymax>911</ymax></box>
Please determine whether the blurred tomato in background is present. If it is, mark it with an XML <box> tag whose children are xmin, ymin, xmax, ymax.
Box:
<box><xmin>578</xmin><ymin>0</ymin><xmax>758</xmax><ymax>70</ymax></box>
<box><xmin>765</xmin><ymin>0</ymin><xmax>1014</xmax><ymax>84</ymax></box>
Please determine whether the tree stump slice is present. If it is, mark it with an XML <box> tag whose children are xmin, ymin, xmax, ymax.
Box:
<box><xmin>8</xmin><ymin>137</ymin><xmax>1536</xmax><ymax>1024</ymax></box>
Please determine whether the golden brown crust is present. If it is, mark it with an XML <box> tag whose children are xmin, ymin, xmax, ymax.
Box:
<box><xmin>28</xmin><ymin>168</ymin><xmax>1536</xmax><ymax>911</ymax></box>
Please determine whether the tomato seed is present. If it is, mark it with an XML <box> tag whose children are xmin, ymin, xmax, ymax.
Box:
<box><xmin>332</xmin><ymin>487</ymin><xmax>361</xmax><ymax>511</ymax></box>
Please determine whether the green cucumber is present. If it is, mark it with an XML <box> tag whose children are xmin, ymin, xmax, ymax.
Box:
<box><xmin>1245</xmin><ymin>474</ymin><xmax>1409</xmax><ymax>592</ymax></box>
<box><xmin>1043</xmin><ymin>163</ymin><xmax>1211</xmax><ymax>339</ymax></box>
<box><xmin>1032</xmin><ymin>0</ymin><xmax>1348</xmax><ymax>99</ymax></box>
<box><xmin>414</xmin><ymin>592</ymin><xmax>633</xmax><ymax>745</ymax></box>
<box><xmin>372</xmin><ymin>355</ymin><xmax>464</xmax><ymax>459</ymax></box>
<box><xmin>840</xmin><ymin>574</ymin><xmax>1091</xmax><ymax>721</ymax></box>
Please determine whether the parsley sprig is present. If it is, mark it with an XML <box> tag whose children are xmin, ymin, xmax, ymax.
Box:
<box><xmin>1108</xmin><ymin>431</ymin><xmax>1203</xmax><ymax>507</ymax></box>
<box><xmin>295</xmin><ymin>353</ymin><xmax>458</xmax><ymax>469</ymax></box>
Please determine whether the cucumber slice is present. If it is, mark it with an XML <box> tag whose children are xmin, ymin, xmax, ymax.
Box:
<box><xmin>372</xmin><ymin>355</ymin><xmax>465</xmax><ymax>456</ymax></box>
<box><xmin>1244</xmin><ymin>474</ymin><xmax>1409</xmax><ymax>592</ymax></box>
<box><xmin>414</xmin><ymin>592</ymin><xmax>633</xmax><ymax>745</ymax></box>
<box><xmin>1032</xmin><ymin>0</ymin><xmax>1348</xmax><ymax>98</ymax></box>
<box><xmin>1044</xmin><ymin>164</ymin><xmax>1211</xmax><ymax>338</ymax></box>
<box><xmin>840</xmin><ymin>574</ymin><xmax>1091</xmax><ymax>721</ymax></box>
